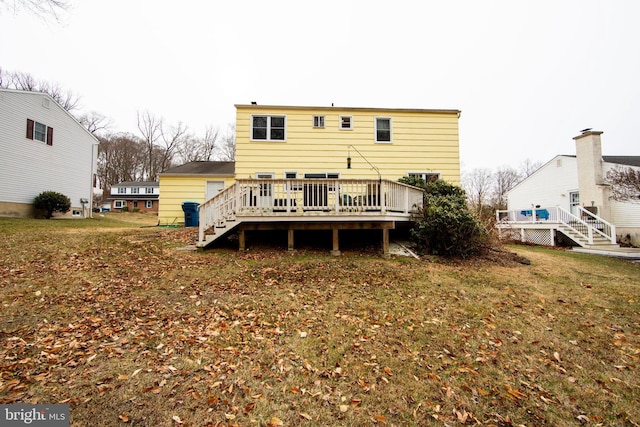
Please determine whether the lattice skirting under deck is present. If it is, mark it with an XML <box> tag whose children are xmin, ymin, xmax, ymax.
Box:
<box><xmin>499</xmin><ymin>227</ymin><xmax>555</xmax><ymax>246</ymax></box>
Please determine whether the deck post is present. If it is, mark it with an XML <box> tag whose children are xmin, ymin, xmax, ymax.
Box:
<box><xmin>288</xmin><ymin>229</ymin><xmax>294</xmax><ymax>251</ymax></box>
<box><xmin>331</xmin><ymin>227</ymin><xmax>341</xmax><ymax>256</ymax></box>
<box><xmin>239</xmin><ymin>229</ymin><xmax>246</xmax><ymax>251</ymax></box>
<box><xmin>382</xmin><ymin>228</ymin><xmax>389</xmax><ymax>256</ymax></box>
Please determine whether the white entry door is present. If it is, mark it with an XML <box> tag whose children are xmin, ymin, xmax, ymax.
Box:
<box><xmin>569</xmin><ymin>191</ymin><xmax>580</xmax><ymax>216</ymax></box>
<box><xmin>206</xmin><ymin>181</ymin><xmax>225</xmax><ymax>201</ymax></box>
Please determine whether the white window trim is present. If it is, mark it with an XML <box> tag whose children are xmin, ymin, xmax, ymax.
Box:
<box><xmin>117</xmin><ymin>187</ymin><xmax>126</xmax><ymax>194</ymax></box>
<box><xmin>114</xmin><ymin>200</ymin><xmax>126</xmax><ymax>208</ymax></box>
<box><xmin>407</xmin><ymin>172</ymin><xmax>441</xmax><ymax>182</ymax></box>
<box><xmin>33</xmin><ymin>121</ymin><xmax>47</xmax><ymax>142</ymax></box>
<box><xmin>255</xmin><ymin>172</ymin><xmax>275</xmax><ymax>179</ymax></box>
<box><xmin>375</xmin><ymin>117</ymin><xmax>392</xmax><ymax>143</ymax></box>
<box><xmin>313</xmin><ymin>115</ymin><xmax>325</xmax><ymax>129</ymax></box>
<box><xmin>339</xmin><ymin>115</ymin><xmax>353</xmax><ymax>130</ymax></box>
<box><xmin>145</xmin><ymin>200</ymin><xmax>153</xmax><ymax>208</ymax></box>
<box><xmin>250</xmin><ymin>115</ymin><xmax>287</xmax><ymax>141</ymax></box>
<box><xmin>284</xmin><ymin>172</ymin><xmax>302</xmax><ymax>191</ymax></box>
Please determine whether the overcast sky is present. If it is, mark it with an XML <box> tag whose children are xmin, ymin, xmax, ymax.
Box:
<box><xmin>2</xmin><ymin>0</ymin><xmax>638</xmax><ymax>172</ymax></box>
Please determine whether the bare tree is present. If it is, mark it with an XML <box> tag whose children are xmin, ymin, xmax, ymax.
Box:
<box><xmin>158</xmin><ymin>121</ymin><xmax>189</xmax><ymax>173</ymax></box>
<box><xmin>0</xmin><ymin>69</ymin><xmax>81</xmax><ymax>112</ymax></box>
<box><xmin>137</xmin><ymin>110</ymin><xmax>163</xmax><ymax>180</ymax></box>
<box><xmin>0</xmin><ymin>0</ymin><xmax>70</xmax><ymax>21</ymax></box>
<box><xmin>218</xmin><ymin>124</ymin><xmax>236</xmax><ymax>161</ymax></box>
<box><xmin>606</xmin><ymin>166</ymin><xmax>640</xmax><ymax>202</ymax></box>
<box><xmin>520</xmin><ymin>158</ymin><xmax>543</xmax><ymax>178</ymax></box>
<box><xmin>463</xmin><ymin>168</ymin><xmax>494</xmax><ymax>214</ymax></box>
<box><xmin>78</xmin><ymin>111</ymin><xmax>113</xmax><ymax>136</ymax></box>
<box><xmin>97</xmin><ymin>133</ymin><xmax>145</xmax><ymax>194</ymax></box>
<box><xmin>492</xmin><ymin>166</ymin><xmax>522</xmax><ymax>209</ymax></box>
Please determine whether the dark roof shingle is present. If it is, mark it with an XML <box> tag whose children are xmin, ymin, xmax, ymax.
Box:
<box><xmin>603</xmin><ymin>156</ymin><xmax>640</xmax><ymax>168</ymax></box>
<box><xmin>160</xmin><ymin>161</ymin><xmax>235</xmax><ymax>175</ymax></box>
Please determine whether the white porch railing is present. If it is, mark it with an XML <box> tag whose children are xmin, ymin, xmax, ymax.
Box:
<box><xmin>198</xmin><ymin>179</ymin><xmax>424</xmax><ymax>244</ymax></box>
<box><xmin>496</xmin><ymin>206</ymin><xmax>616</xmax><ymax>245</ymax></box>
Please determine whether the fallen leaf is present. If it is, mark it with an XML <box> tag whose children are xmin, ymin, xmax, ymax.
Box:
<box><xmin>339</xmin><ymin>404</ymin><xmax>349</xmax><ymax>412</ymax></box>
<box><xmin>172</xmin><ymin>415</ymin><xmax>183</xmax><ymax>424</ymax></box>
<box><xmin>374</xmin><ymin>414</ymin><xmax>388</xmax><ymax>424</ymax></box>
<box><xmin>299</xmin><ymin>412</ymin><xmax>312</xmax><ymax>420</ymax></box>
<box><xmin>118</xmin><ymin>414</ymin><xmax>130</xmax><ymax>423</ymax></box>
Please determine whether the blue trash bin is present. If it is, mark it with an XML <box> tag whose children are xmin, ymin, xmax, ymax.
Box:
<box><xmin>181</xmin><ymin>201</ymin><xmax>200</xmax><ymax>227</ymax></box>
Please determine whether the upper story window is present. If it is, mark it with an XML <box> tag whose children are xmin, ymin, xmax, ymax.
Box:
<box><xmin>408</xmin><ymin>172</ymin><xmax>440</xmax><ymax>182</ymax></box>
<box><xmin>375</xmin><ymin>117</ymin><xmax>392</xmax><ymax>142</ymax></box>
<box><xmin>117</xmin><ymin>187</ymin><xmax>126</xmax><ymax>194</ymax></box>
<box><xmin>313</xmin><ymin>115</ymin><xmax>325</xmax><ymax>128</ymax></box>
<box><xmin>26</xmin><ymin>119</ymin><xmax>53</xmax><ymax>146</ymax></box>
<box><xmin>252</xmin><ymin>115</ymin><xmax>286</xmax><ymax>141</ymax></box>
<box><xmin>145</xmin><ymin>187</ymin><xmax>154</xmax><ymax>194</ymax></box>
<box><xmin>132</xmin><ymin>187</ymin><xmax>140</xmax><ymax>194</ymax></box>
<box><xmin>340</xmin><ymin>116</ymin><xmax>352</xmax><ymax>130</ymax></box>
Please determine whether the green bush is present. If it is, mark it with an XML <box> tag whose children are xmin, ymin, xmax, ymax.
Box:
<box><xmin>400</xmin><ymin>178</ymin><xmax>488</xmax><ymax>257</ymax></box>
<box><xmin>33</xmin><ymin>191</ymin><xmax>71</xmax><ymax>219</ymax></box>
<box><xmin>120</xmin><ymin>206</ymin><xmax>129</xmax><ymax>212</ymax></box>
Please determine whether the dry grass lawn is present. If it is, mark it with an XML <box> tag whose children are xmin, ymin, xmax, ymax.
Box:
<box><xmin>0</xmin><ymin>215</ymin><xmax>638</xmax><ymax>426</ymax></box>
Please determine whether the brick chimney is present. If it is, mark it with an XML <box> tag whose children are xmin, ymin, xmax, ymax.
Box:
<box><xmin>573</xmin><ymin>130</ymin><xmax>611</xmax><ymax>220</ymax></box>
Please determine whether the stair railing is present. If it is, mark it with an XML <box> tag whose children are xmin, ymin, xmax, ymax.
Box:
<box><xmin>577</xmin><ymin>207</ymin><xmax>616</xmax><ymax>244</ymax></box>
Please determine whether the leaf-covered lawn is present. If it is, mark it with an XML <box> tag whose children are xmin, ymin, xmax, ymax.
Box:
<box><xmin>1</xmin><ymin>217</ymin><xmax>639</xmax><ymax>426</ymax></box>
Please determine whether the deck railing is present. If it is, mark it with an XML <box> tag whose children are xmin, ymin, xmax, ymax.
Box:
<box><xmin>199</xmin><ymin>179</ymin><xmax>424</xmax><ymax>243</ymax></box>
<box><xmin>496</xmin><ymin>206</ymin><xmax>616</xmax><ymax>245</ymax></box>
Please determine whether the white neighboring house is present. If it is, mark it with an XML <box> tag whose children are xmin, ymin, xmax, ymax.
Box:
<box><xmin>0</xmin><ymin>88</ymin><xmax>99</xmax><ymax>218</ymax></box>
<box><xmin>500</xmin><ymin>130</ymin><xmax>640</xmax><ymax>247</ymax></box>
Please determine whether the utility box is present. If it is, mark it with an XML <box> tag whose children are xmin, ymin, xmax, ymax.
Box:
<box><xmin>181</xmin><ymin>201</ymin><xmax>200</xmax><ymax>227</ymax></box>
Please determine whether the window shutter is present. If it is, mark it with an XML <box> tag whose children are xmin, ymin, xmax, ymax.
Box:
<box><xmin>46</xmin><ymin>127</ymin><xmax>53</xmax><ymax>146</ymax></box>
<box><xmin>26</xmin><ymin>119</ymin><xmax>34</xmax><ymax>139</ymax></box>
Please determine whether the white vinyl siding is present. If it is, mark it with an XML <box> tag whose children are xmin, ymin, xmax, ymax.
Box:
<box><xmin>0</xmin><ymin>90</ymin><xmax>98</xmax><ymax>211</ymax></box>
<box><xmin>507</xmin><ymin>156</ymin><xmax>579</xmax><ymax>211</ymax></box>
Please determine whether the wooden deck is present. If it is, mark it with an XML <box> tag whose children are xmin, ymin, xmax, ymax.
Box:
<box><xmin>197</xmin><ymin>179</ymin><xmax>424</xmax><ymax>254</ymax></box>
<box><xmin>496</xmin><ymin>206</ymin><xmax>618</xmax><ymax>248</ymax></box>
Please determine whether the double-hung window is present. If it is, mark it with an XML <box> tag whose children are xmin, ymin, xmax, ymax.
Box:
<box><xmin>131</xmin><ymin>187</ymin><xmax>140</xmax><ymax>194</ymax></box>
<box><xmin>252</xmin><ymin>115</ymin><xmax>286</xmax><ymax>141</ymax></box>
<box><xmin>313</xmin><ymin>115</ymin><xmax>325</xmax><ymax>128</ymax></box>
<box><xmin>375</xmin><ymin>117</ymin><xmax>392</xmax><ymax>142</ymax></box>
<box><xmin>26</xmin><ymin>119</ymin><xmax>53</xmax><ymax>145</ymax></box>
<box><xmin>117</xmin><ymin>187</ymin><xmax>126</xmax><ymax>194</ymax></box>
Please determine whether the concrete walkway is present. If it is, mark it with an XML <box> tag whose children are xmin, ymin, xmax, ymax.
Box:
<box><xmin>572</xmin><ymin>246</ymin><xmax>640</xmax><ymax>260</ymax></box>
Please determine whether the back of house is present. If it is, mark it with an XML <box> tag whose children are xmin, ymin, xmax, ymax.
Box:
<box><xmin>234</xmin><ymin>104</ymin><xmax>461</xmax><ymax>184</ymax></box>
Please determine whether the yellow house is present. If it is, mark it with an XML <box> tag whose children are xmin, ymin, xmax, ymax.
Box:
<box><xmin>158</xmin><ymin>161</ymin><xmax>234</xmax><ymax>226</ymax></box>
<box><xmin>198</xmin><ymin>104</ymin><xmax>461</xmax><ymax>254</ymax></box>
<box><xmin>235</xmin><ymin>104</ymin><xmax>460</xmax><ymax>184</ymax></box>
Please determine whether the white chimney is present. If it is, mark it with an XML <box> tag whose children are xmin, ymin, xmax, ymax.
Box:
<box><xmin>573</xmin><ymin>130</ymin><xmax>610</xmax><ymax>220</ymax></box>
